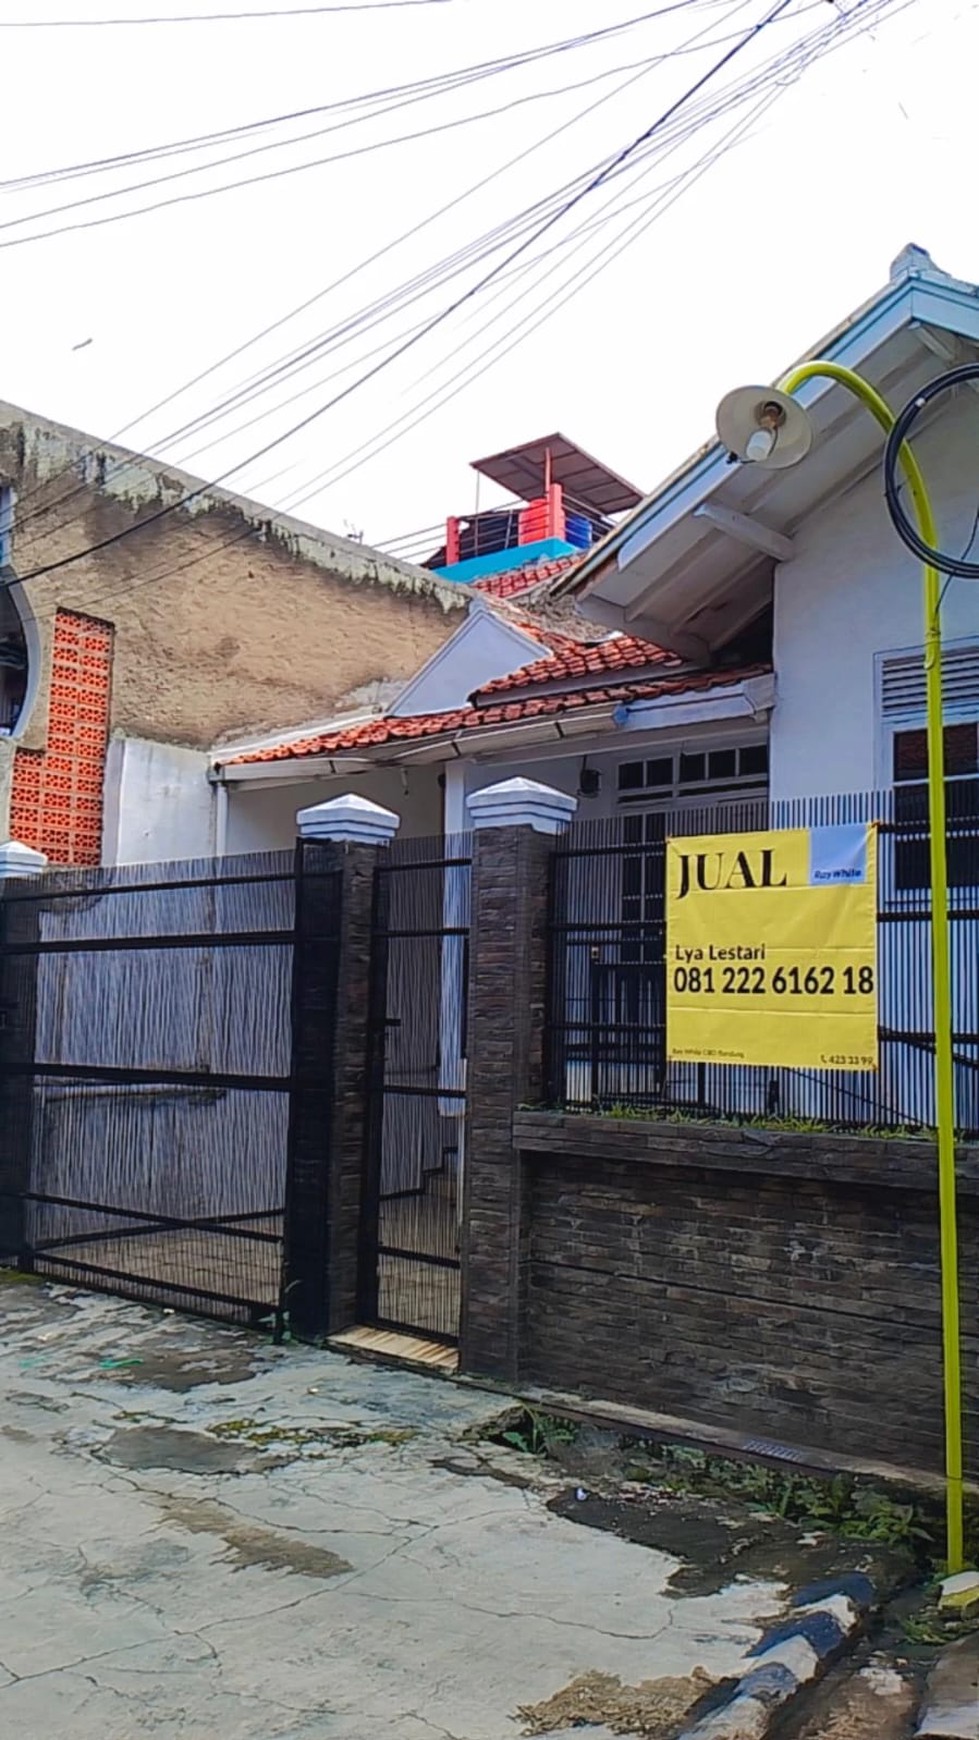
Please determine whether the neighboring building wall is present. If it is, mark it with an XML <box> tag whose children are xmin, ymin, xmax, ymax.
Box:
<box><xmin>224</xmin><ymin>766</ymin><xmax>443</xmax><ymax>855</ymax></box>
<box><xmin>771</xmin><ymin>390</ymin><xmax>979</xmax><ymax>801</ymax></box>
<box><xmin>102</xmin><ymin>737</ymin><xmax>215</xmax><ymax>865</ymax></box>
<box><xmin>0</xmin><ymin>405</ymin><xmax>466</xmax><ymax>840</ymax></box>
<box><xmin>9</xmin><ymin>609</ymin><xmax>112</xmax><ymax>866</ymax></box>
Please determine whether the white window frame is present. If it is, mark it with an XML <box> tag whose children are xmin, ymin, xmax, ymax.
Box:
<box><xmin>614</xmin><ymin>728</ymin><xmax>770</xmax><ymax>815</ymax></box>
<box><xmin>875</xmin><ymin>637</ymin><xmax>979</xmax><ymax>784</ymax></box>
<box><xmin>875</xmin><ymin>639</ymin><xmax>979</xmax><ymax>905</ymax></box>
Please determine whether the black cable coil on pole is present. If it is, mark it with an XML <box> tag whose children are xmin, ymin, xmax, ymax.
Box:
<box><xmin>883</xmin><ymin>362</ymin><xmax>979</xmax><ymax>579</ymax></box>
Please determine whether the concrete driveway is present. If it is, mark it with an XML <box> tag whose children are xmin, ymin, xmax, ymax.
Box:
<box><xmin>0</xmin><ymin>1280</ymin><xmax>790</xmax><ymax>1739</ymax></box>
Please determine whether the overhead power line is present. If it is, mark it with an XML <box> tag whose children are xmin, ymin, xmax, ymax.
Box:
<box><xmin>7</xmin><ymin>0</ymin><xmax>752</xmax><ymax>547</ymax></box>
<box><xmin>8</xmin><ymin>9</ymin><xmax>687</xmax><ymax>536</ymax></box>
<box><xmin>0</xmin><ymin>51</ymin><xmax>677</xmax><ymax>245</ymax></box>
<box><xmin>0</xmin><ymin>5</ymin><xmax>678</xmax><ymax>195</ymax></box>
<box><xmin>8</xmin><ymin>0</ymin><xmax>886</xmax><ymax>561</ymax></box>
<box><xmin>9</xmin><ymin>0</ymin><xmax>801</xmax><ymax>589</ymax></box>
<box><xmin>0</xmin><ymin>2</ymin><xmax>460</xmax><ymax>27</ymax></box>
<box><xmin>11</xmin><ymin>0</ymin><xmax>917</xmax><ymax>629</ymax></box>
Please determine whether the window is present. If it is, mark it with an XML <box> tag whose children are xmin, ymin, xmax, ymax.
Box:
<box><xmin>620</xmin><ymin>810</ymin><xmax>666</xmax><ymax>965</ymax></box>
<box><xmin>892</xmin><ymin>721</ymin><xmax>979</xmax><ymax>889</ymax></box>
<box><xmin>616</xmin><ymin>741</ymin><xmax>769</xmax><ymax>803</ymax></box>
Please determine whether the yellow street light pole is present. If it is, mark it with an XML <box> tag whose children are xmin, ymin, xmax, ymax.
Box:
<box><xmin>761</xmin><ymin>360</ymin><xmax>963</xmax><ymax>1570</ymax></box>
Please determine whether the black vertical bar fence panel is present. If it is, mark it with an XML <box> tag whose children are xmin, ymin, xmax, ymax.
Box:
<box><xmin>360</xmin><ymin>834</ymin><xmax>471</xmax><ymax>1345</ymax></box>
<box><xmin>0</xmin><ymin>870</ymin><xmax>40</xmax><ymax>1265</ymax></box>
<box><xmin>545</xmin><ymin>790</ymin><xmax>979</xmax><ymax>1136</ymax></box>
<box><xmin>0</xmin><ymin>851</ymin><xmax>300</xmax><ymax>1322</ymax></box>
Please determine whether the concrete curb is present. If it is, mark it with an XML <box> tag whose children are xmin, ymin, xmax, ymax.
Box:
<box><xmin>914</xmin><ymin>1633</ymin><xmax>979</xmax><ymax>1738</ymax></box>
<box><xmin>678</xmin><ymin>1572</ymin><xmax>879</xmax><ymax>1740</ymax></box>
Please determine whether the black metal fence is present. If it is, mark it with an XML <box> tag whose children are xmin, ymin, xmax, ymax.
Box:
<box><xmin>361</xmin><ymin>833</ymin><xmax>471</xmax><ymax>1344</ymax></box>
<box><xmin>546</xmin><ymin>791</ymin><xmax>979</xmax><ymax>1135</ymax></box>
<box><xmin>1</xmin><ymin>851</ymin><xmax>303</xmax><ymax>1323</ymax></box>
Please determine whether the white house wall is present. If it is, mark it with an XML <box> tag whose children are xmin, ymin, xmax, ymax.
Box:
<box><xmin>225</xmin><ymin>764</ymin><xmax>442</xmax><ymax>854</ymax></box>
<box><xmin>459</xmin><ymin>717</ymin><xmax>769</xmax><ymax>820</ymax></box>
<box><xmin>102</xmin><ymin>737</ymin><xmax>216</xmax><ymax>865</ymax></box>
<box><xmin>771</xmin><ymin>389</ymin><xmax>979</xmax><ymax>801</ymax></box>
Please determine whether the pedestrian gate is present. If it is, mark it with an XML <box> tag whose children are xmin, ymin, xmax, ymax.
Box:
<box><xmin>360</xmin><ymin>837</ymin><xmax>471</xmax><ymax>1344</ymax></box>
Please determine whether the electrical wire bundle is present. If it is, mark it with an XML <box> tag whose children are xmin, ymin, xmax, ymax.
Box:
<box><xmin>3</xmin><ymin>0</ymin><xmax>922</xmax><ymax>621</ymax></box>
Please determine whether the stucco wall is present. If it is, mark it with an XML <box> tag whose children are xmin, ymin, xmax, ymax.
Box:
<box><xmin>771</xmin><ymin>391</ymin><xmax>979</xmax><ymax>801</ymax></box>
<box><xmin>225</xmin><ymin>766</ymin><xmax>443</xmax><ymax>855</ymax></box>
<box><xmin>102</xmin><ymin>737</ymin><xmax>216</xmax><ymax>864</ymax></box>
<box><xmin>0</xmin><ymin>407</ymin><xmax>466</xmax><ymax>760</ymax></box>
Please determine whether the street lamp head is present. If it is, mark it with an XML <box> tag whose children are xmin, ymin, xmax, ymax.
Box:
<box><xmin>715</xmin><ymin>385</ymin><xmax>814</xmax><ymax>470</ymax></box>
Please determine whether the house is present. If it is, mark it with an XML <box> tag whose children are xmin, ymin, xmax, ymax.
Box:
<box><xmin>217</xmin><ymin>245</ymin><xmax>979</xmax><ymax>845</ymax></box>
<box><xmin>212</xmin><ymin>433</ymin><xmax>756</xmax><ymax>845</ymax></box>
<box><xmin>0</xmin><ymin>402</ymin><xmax>468</xmax><ymax>865</ymax></box>
<box><xmin>213</xmin><ymin>246</ymin><xmax>979</xmax><ymax>1134</ymax></box>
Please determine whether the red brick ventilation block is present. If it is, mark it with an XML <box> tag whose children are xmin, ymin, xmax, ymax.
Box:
<box><xmin>9</xmin><ymin>610</ymin><xmax>113</xmax><ymax>867</ymax></box>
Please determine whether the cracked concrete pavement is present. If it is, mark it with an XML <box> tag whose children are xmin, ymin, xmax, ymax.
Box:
<box><xmin>0</xmin><ymin>1280</ymin><xmax>793</xmax><ymax>1738</ymax></box>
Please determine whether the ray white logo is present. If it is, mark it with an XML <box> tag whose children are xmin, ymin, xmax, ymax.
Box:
<box><xmin>808</xmin><ymin>825</ymin><xmax>869</xmax><ymax>887</ymax></box>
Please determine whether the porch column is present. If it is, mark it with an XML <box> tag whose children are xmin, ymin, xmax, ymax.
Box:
<box><xmin>461</xmin><ymin>779</ymin><xmax>577</xmax><ymax>1382</ymax></box>
<box><xmin>0</xmin><ymin>842</ymin><xmax>47</xmax><ymax>1265</ymax></box>
<box><xmin>282</xmin><ymin>795</ymin><xmax>399</xmax><ymax>1342</ymax></box>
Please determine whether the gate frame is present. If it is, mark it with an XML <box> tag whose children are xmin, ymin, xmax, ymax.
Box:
<box><xmin>0</xmin><ymin>841</ymin><xmax>47</xmax><ymax>1266</ymax></box>
<box><xmin>358</xmin><ymin>838</ymin><xmax>472</xmax><ymax>1347</ymax></box>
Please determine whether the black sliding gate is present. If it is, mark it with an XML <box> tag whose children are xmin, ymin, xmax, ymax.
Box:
<box><xmin>0</xmin><ymin>852</ymin><xmax>302</xmax><ymax>1324</ymax></box>
<box><xmin>360</xmin><ymin>836</ymin><xmax>471</xmax><ymax>1344</ymax></box>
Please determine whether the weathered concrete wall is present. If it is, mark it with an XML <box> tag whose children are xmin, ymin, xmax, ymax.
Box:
<box><xmin>0</xmin><ymin>405</ymin><xmax>467</xmax><ymax>758</ymax></box>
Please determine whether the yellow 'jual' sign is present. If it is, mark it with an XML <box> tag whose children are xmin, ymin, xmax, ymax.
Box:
<box><xmin>666</xmin><ymin>824</ymin><xmax>878</xmax><ymax>1072</ymax></box>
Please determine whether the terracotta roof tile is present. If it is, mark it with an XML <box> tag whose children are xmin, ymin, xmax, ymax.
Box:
<box><xmin>225</xmin><ymin>665</ymin><xmax>769</xmax><ymax>767</ymax></box>
<box><xmin>471</xmin><ymin>554</ymin><xmax>580</xmax><ymax>600</ymax></box>
<box><xmin>476</xmin><ymin>635</ymin><xmax>679</xmax><ymax>695</ymax></box>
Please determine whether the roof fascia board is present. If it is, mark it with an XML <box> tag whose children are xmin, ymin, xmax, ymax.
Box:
<box><xmin>909</xmin><ymin>280</ymin><xmax>979</xmax><ymax>346</ymax></box>
<box><xmin>613</xmin><ymin>279</ymin><xmax>920</xmax><ymax>579</ymax></box>
<box><xmin>614</xmin><ymin>673</ymin><xmax>775</xmax><ymax>732</ymax></box>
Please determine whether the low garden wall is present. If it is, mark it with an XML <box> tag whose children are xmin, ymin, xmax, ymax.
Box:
<box><xmin>497</xmin><ymin>1113</ymin><xmax>979</xmax><ymax>1477</ymax></box>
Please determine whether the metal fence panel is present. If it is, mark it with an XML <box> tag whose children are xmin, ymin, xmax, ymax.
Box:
<box><xmin>2</xmin><ymin>852</ymin><xmax>300</xmax><ymax>1321</ymax></box>
<box><xmin>546</xmin><ymin>793</ymin><xmax>979</xmax><ymax>1135</ymax></box>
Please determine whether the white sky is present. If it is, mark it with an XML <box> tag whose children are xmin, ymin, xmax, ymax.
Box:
<box><xmin>0</xmin><ymin>0</ymin><xmax>975</xmax><ymax>560</ymax></box>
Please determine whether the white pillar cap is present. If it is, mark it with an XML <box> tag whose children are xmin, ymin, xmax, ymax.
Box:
<box><xmin>467</xmin><ymin>777</ymin><xmax>578</xmax><ymax>836</ymax></box>
<box><xmin>0</xmin><ymin>840</ymin><xmax>48</xmax><ymax>880</ymax></box>
<box><xmin>297</xmin><ymin>793</ymin><xmax>400</xmax><ymax>845</ymax></box>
